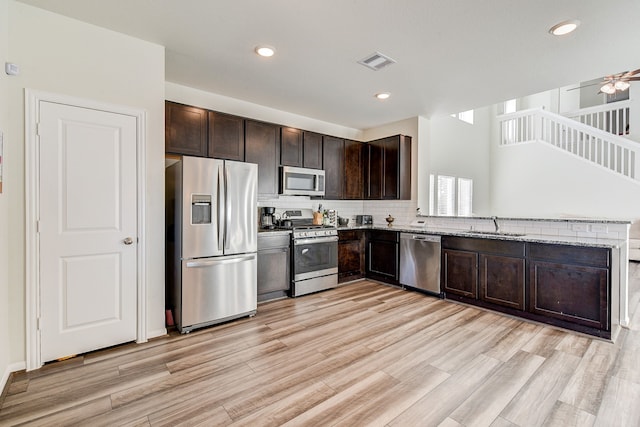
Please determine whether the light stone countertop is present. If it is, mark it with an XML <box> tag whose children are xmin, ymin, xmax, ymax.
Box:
<box><xmin>337</xmin><ymin>224</ymin><xmax>627</xmax><ymax>249</ymax></box>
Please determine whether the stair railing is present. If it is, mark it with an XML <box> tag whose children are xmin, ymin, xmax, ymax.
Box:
<box><xmin>563</xmin><ymin>100</ymin><xmax>631</xmax><ymax>136</ymax></box>
<box><xmin>499</xmin><ymin>107</ymin><xmax>639</xmax><ymax>180</ymax></box>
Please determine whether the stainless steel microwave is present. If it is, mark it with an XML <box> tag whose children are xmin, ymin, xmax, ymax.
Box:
<box><xmin>279</xmin><ymin>166</ymin><xmax>325</xmax><ymax>196</ymax></box>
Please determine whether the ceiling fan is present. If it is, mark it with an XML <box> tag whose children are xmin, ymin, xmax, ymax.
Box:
<box><xmin>598</xmin><ymin>69</ymin><xmax>640</xmax><ymax>94</ymax></box>
<box><xmin>568</xmin><ymin>69</ymin><xmax>640</xmax><ymax>94</ymax></box>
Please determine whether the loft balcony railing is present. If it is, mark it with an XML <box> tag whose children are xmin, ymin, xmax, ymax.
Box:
<box><xmin>499</xmin><ymin>107</ymin><xmax>639</xmax><ymax>181</ymax></box>
<box><xmin>563</xmin><ymin>100</ymin><xmax>631</xmax><ymax>137</ymax></box>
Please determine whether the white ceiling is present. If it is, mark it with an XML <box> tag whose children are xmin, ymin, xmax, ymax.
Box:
<box><xmin>16</xmin><ymin>0</ymin><xmax>640</xmax><ymax>130</ymax></box>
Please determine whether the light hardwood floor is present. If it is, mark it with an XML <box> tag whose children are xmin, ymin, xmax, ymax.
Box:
<box><xmin>2</xmin><ymin>263</ymin><xmax>640</xmax><ymax>426</ymax></box>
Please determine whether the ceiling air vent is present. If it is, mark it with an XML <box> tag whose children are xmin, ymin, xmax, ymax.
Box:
<box><xmin>357</xmin><ymin>51</ymin><xmax>396</xmax><ymax>71</ymax></box>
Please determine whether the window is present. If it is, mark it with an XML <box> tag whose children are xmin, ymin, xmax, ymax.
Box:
<box><xmin>437</xmin><ymin>175</ymin><xmax>455</xmax><ymax>216</ymax></box>
<box><xmin>429</xmin><ymin>174</ymin><xmax>473</xmax><ymax>217</ymax></box>
<box><xmin>450</xmin><ymin>109</ymin><xmax>474</xmax><ymax>125</ymax></box>
<box><xmin>502</xmin><ymin>99</ymin><xmax>517</xmax><ymax>143</ymax></box>
<box><xmin>457</xmin><ymin>178</ymin><xmax>473</xmax><ymax>217</ymax></box>
<box><xmin>504</xmin><ymin>99</ymin><xmax>517</xmax><ymax>114</ymax></box>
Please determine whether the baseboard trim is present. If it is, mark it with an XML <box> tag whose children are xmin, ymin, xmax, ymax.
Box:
<box><xmin>147</xmin><ymin>328</ymin><xmax>167</xmax><ymax>340</ymax></box>
<box><xmin>1</xmin><ymin>361</ymin><xmax>27</xmax><ymax>403</ymax></box>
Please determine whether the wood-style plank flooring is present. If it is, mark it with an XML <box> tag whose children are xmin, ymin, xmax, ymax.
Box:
<box><xmin>2</xmin><ymin>263</ymin><xmax>640</xmax><ymax>426</ymax></box>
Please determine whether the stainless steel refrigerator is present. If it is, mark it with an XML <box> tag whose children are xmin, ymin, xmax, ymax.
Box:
<box><xmin>166</xmin><ymin>156</ymin><xmax>258</xmax><ymax>333</ymax></box>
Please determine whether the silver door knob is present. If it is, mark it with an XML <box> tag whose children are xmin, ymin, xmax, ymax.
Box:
<box><xmin>123</xmin><ymin>237</ymin><xmax>134</xmax><ymax>245</ymax></box>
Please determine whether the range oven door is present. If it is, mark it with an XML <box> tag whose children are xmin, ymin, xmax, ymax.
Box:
<box><xmin>292</xmin><ymin>236</ymin><xmax>338</xmax><ymax>281</ymax></box>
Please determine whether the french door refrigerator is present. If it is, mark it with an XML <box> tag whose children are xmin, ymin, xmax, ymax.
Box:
<box><xmin>166</xmin><ymin>156</ymin><xmax>258</xmax><ymax>333</ymax></box>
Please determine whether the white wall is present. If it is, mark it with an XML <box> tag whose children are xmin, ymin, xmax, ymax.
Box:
<box><xmin>166</xmin><ymin>82</ymin><xmax>363</xmax><ymax>141</ymax></box>
<box><xmin>492</xmin><ymin>141</ymin><xmax>640</xmax><ymax>218</ymax></box>
<box><xmin>428</xmin><ymin>106</ymin><xmax>493</xmax><ymax>215</ymax></box>
<box><xmin>417</xmin><ymin>116</ymin><xmax>431</xmax><ymax>214</ymax></box>
<box><xmin>0</xmin><ymin>0</ymin><xmax>12</xmax><ymax>392</ymax></box>
<box><xmin>5</xmin><ymin>1</ymin><xmax>166</xmax><ymax>368</ymax></box>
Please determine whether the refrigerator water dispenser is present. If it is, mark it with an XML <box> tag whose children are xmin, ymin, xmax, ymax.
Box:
<box><xmin>191</xmin><ymin>194</ymin><xmax>212</xmax><ymax>224</ymax></box>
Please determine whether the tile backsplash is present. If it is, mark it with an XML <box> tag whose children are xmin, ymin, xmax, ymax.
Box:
<box><xmin>257</xmin><ymin>196</ymin><xmax>629</xmax><ymax>240</ymax></box>
<box><xmin>258</xmin><ymin>196</ymin><xmax>418</xmax><ymax>225</ymax></box>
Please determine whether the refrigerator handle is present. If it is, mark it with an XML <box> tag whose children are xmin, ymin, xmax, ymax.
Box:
<box><xmin>225</xmin><ymin>165</ymin><xmax>231</xmax><ymax>250</ymax></box>
<box><xmin>217</xmin><ymin>164</ymin><xmax>224</xmax><ymax>252</ymax></box>
<box><xmin>186</xmin><ymin>254</ymin><xmax>256</xmax><ymax>268</ymax></box>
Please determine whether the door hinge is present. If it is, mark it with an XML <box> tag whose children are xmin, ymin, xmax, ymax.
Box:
<box><xmin>37</xmin><ymin>317</ymin><xmax>41</xmax><ymax>331</ymax></box>
<box><xmin>36</xmin><ymin>220</ymin><xmax>41</xmax><ymax>233</ymax></box>
<box><xmin>36</xmin><ymin>122</ymin><xmax>41</xmax><ymax>136</ymax></box>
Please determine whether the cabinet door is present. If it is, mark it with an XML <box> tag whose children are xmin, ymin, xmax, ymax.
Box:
<box><xmin>245</xmin><ymin>120</ymin><xmax>280</xmax><ymax>197</ymax></box>
<box><xmin>280</xmin><ymin>127</ymin><xmax>303</xmax><ymax>167</ymax></box>
<box><xmin>165</xmin><ymin>101</ymin><xmax>207</xmax><ymax>156</ymax></box>
<box><xmin>382</xmin><ymin>136</ymin><xmax>399</xmax><ymax>199</ymax></box>
<box><xmin>338</xmin><ymin>235</ymin><xmax>364</xmax><ymax>283</ymax></box>
<box><xmin>479</xmin><ymin>254</ymin><xmax>525</xmax><ymax>310</ymax></box>
<box><xmin>303</xmin><ymin>131</ymin><xmax>323</xmax><ymax>169</ymax></box>
<box><xmin>344</xmin><ymin>140</ymin><xmax>364</xmax><ymax>199</ymax></box>
<box><xmin>397</xmin><ymin>135</ymin><xmax>412</xmax><ymax>200</ymax></box>
<box><xmin>366</xmin><ymin>231</ymin><xmax>399</xmax><ymax>284</ymax></box>
<box><xmin>365</xmin><ymin>142</ymin><xmax>383</xmax><ymax>199</ymax></box>
<box><xmin>208</xmin><ymin>111</ymin><xmax>244</xmax><ymax>161</ymax></box>
<box><xmin>367</xmin><ymin>240</ymin><xmax>399</xmax><ymax>282</ymax></box>
<box><xmin>529</xmin><ymin>260</ymin><xmax>609</xmax><ymax>330</ymax></box>
<box><xmin>442</xmin><ymin>249</ymin><xmax>478</xmax><ymax>298</ymax></box>
<box><xmin>322</xmin><ymin>136</ymin><xmax>344</xmax><ymax>199</ymax></box>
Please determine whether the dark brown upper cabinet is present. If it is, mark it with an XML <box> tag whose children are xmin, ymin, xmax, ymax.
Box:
<box><xmin>303</xmin><ymin>131</ymin><xmax>323</xmax><ymax>169</ymax></box>
<box><xmin>280</xmin><ymin>127</ymin><xmax>303</xmax><ymax>167</ymax></box>
<box><xmin>245</xmin><ymin>120</ymin><xmax>280</xmax><ymax>197</ymax></box>
<box><xmin>365</xmin><ymin>141</ymin><xmax>383</xmax><ymax>199</ymax></box>
<box><xmin>365</xmin><ymin>135</ymin><xmax>411</xmax><ymax>200</ymax></box>
<box><xmin>344</xmin><ymin>140</ymin><xmax>364</xmax><ymax>199</ymax></box>
<box><xmin>322</xmin><ymin>135</ymin><xmax>344</xmax><ymax>199</ymax></box>
<box><xmin>280</xmin><ymin>127</ymin><xmax>323</xmax><ymax>169</ymax></box>
<box><xmin>208</xmin><ymin>111</ymin><xmax>244</xmax><ymax>161</ymax></box>
<box><xmin>165</xmin><ymin>101</ymin><xmax>208</xmax><ymax>157</ymax></box>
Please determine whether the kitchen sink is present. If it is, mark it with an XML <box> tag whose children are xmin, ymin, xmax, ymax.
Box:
<box><xmin>463</xmin><ymin>230</ymin><xmax>526</xmax><ymax>237</ymax></box>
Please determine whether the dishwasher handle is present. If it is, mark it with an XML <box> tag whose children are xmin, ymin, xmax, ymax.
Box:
<box><xmin>400</xmin><ymin>233</ymin><xmax>441</xmax><ymax>243</ymax></box>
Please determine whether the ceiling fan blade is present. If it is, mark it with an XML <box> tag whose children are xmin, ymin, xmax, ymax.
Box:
<box><xmin>624</xmin><ymin>76</ymin><xmax>640</xmax><ymax>81</ymax></box>
<box><xmin>566</xmin><ymin>82</ymin><xmax>602</xmax><ymax>91</ymax></box>
<box><xmin>622</xmin><ymin>68</ymin><xmax>640</xmax><ymax>77</ymax></box>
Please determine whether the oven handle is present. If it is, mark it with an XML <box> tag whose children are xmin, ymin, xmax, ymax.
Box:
<box><xmin>294</xmin><ymin>236</ymin><xmax>339</xmax><ymax>245</ymax></box>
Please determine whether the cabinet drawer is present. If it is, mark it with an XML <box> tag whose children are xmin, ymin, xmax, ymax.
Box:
<box><xmin>368</xmin><ymin>230</ymin><xmax>398</xmax><ymax>243</ymax></box>
<box><xmin>339</xmin><ymin>230</ymin><xmax>362</xmax><ymax>241</ymax></box>
<box><xmin>442</xmin><ymin>236</ymin><xmax>524</xmax><ymax>257</ymax></box>
<box><xmin>527</xmin><ymin>243</ymin><xmax>609</xmax><ymax>267</ymax></box>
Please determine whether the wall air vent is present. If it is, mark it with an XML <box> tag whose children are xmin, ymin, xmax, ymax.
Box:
<box><xmin>357</xmin><ymin>52</ymin><xmax>396</xmax><ymax>71</ymax></box>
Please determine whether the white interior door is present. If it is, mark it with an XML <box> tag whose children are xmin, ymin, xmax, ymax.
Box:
<box><xmin>38</xmin><ymin>101</ymin><xmax>138</xmax><ymax>362</ymax></box>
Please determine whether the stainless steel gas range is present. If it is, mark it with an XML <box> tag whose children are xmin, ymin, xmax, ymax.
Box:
<box><xmin>274</xmin><ymin>209</ymin><xmax>338</xmax><ymax>297</ymax></box>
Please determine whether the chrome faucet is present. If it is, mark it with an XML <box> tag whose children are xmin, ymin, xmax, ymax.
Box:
<box><xmin>492</xmin><ymin>216</ymin><xmax>500</xmax><ymax>233</ymax></box>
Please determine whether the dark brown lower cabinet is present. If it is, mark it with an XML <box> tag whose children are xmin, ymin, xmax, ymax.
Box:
<box><xmin>479</xmin><ymin>254</ymin><xmax>525</xmax><ymax>310</ymax></box>
<box><xmin>441</xmin><ymin>236</ymin><xmax>611</xmax><ymax>338</ymax></box>
<box><xmin>529</xmin><ymin>258</ymin><xmax>609</xmax><ymax>331</ymax></box>
<box><xmin>366</xmin><ymin>230</ymin><xmax>399</xmax><ymax>284</ymax></box>
<box><xmin>442</xmin><ymin>249</ymin><xmax>478</xmax><ymax>298</ymax></box>
<box><xmin>338</xmin><ymin>230</ymin><xmax>364</xmax><ymax>283</ymax></box>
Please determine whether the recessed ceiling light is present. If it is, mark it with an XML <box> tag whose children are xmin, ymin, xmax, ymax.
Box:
<box><xmin>255</xmin><ymin>46</ymin><xmax>275</xmax><ymax>57</ymax></box>
<box><xmin>375</xmin><ymin>93</ymin><xmax>391</xmax><ymax>100</ymax></box>
<box><xmin>549</xmin><ymin>20</ymin><xmax>580</xmax><ymax>36</ymax></box>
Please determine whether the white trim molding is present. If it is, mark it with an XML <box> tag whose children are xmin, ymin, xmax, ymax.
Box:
<box><xmin>24</xmin><ymin>89</ymin><xmax>148</xmax><ymax>371</ymax></box>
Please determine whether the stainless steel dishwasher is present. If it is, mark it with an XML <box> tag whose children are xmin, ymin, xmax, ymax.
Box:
<box><xmin>399</xmin><ymin>233</ymin><xmax>442</xmax><ymax>296</ymax></box>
